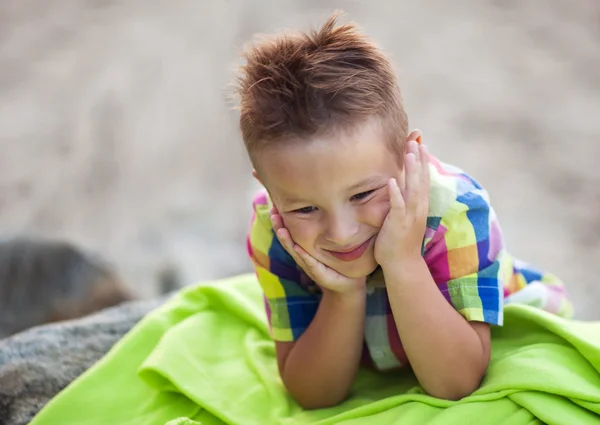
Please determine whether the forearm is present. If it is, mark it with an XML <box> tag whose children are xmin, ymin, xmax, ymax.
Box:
<box><xmin>383</xmin><ymin>258</ymin><xmax>489</xmax><ymax>400</ymax></box>
<box><xmin>281</xmin><ymin>288</ymin><xmax>366</xmax><ymax>409</ymax></box>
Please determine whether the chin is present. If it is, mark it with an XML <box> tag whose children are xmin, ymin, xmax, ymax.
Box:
<box><xmin>333</xmin><ymin>256</ymin><xmax>379</xmax><ymax>279</ymax></box>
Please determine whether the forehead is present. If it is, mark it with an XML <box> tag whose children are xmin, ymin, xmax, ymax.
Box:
<box><xmin>255</xmin><ymin>124</ymin><xmax>401</xmax><ymax>203</ymax></box>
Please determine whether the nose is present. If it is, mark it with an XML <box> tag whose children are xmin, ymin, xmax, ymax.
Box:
<box><xmin>324</xmin><ymin>211</ymin><xmax>360</xmax><ymax>247</ymax></box>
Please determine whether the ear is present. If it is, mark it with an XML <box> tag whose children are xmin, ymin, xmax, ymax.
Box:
<box><xmin>406</xmin><ymin>129</ymin><xmax>423</xmax><ymax>145</ymax></box>
<box><xmin>252</xmin><ymin>169</ymin><xmax>262</xmax><ymax>185</ymax></box>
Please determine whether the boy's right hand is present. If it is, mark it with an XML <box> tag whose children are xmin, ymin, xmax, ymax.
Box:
<box><xmin>270</xmin><ymin>206</ymin><xmax>366</xmax><ymax>295</ymax></box>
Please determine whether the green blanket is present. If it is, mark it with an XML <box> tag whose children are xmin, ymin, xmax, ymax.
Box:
<box><xmin>29</xmin><ymin>273</ymin><xmax>600</xmax><ymax>425</ymax></box>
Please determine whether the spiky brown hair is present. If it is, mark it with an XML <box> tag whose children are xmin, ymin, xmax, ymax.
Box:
<box><xmin>235</xmin><ymin>12</ymin><xmax>408</xmax><ymax>166</ymax></box>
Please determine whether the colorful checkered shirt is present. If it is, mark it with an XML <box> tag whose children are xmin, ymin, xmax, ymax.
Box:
<box><xmin>247</xmin><ymin>155</ymin><xmax>573</xmax><ymax>371</ymax></box>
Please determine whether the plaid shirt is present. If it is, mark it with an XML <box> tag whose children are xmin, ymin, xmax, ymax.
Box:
<box><xmin>247</xmin><ymin>156</ymin><xmax>572</xmax><ymax>371</ymax></box>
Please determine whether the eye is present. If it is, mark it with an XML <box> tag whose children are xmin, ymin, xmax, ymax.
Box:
<box><xmin>294</xmin><ymin>206</ymin><xmax>317</xmax><ymax>214</ymax></box>
<box><xmin>351</xmin><ymin>190</ymin><xmax>375</xmax><ymax>201</ymax></box>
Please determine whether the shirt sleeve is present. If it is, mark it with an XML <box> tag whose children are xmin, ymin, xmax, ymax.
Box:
<box><xmin>423</xmin><ymin>188</ymin><xmax>512</xmax><ymax>326</ymax></box>
<box><xmin>246</xmin><ymin>191</ymin><xmax>320</xmax><ymax>342</ymax></box>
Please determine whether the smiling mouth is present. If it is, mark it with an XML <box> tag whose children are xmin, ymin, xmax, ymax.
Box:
<box><xmin>325</xmin><ymin>237</ymin><xmax>374</xmax><ymax>262</ymax></box>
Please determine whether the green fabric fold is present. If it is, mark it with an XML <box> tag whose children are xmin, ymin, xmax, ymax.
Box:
<box><xmin>29</xmin><ymin>273</ymin><xmax>600</xmax><ymax>425</ymax></box>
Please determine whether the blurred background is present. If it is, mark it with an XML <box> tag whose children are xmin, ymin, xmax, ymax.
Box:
<box><xmin>1</xmin><ymin>0</ymin><xmax>599</xmax><ymax>330</ymax></box>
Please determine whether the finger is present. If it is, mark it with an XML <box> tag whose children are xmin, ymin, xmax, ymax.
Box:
<box><xmin>407</xmin><ymin>140</ymin><xmax>420</xmax><ymax>161</ymax></box>
<box><xmin>270</xmin><ymin>212</ymin><xmax>284</xmax><ymax>232</ymax></box>
<box><xmin>269</xmin><ymin>214</ymin><xmax>309</xmax><ymax>267</ymax></box>
<box><xmin>275</xmin><ymin>227</ymin><xmax>305</xmax><ymax>265</ymax></box>
<box><xmin>420</xmin><ymin>144</ymin><xmax>430</xmax><ymax>188</ymax></box>
<box><xmin>417</xmin><ymin>144</ymin><xmax>430</xmax><ymax>218</ymax></box>
<box><xmin>269</xmin><ymin>204</ymin><xmax>280</xmax><ymax>216</ymax></box>
<box><xmin>270</xmin><ymin>214</ymin><xmax>290</xmax><ymax>245</ymax></box>
<box><xmin>388</xmin><ymin>177</ymin><xmax>405</xmax><ymax>211</ymax></box>
<box><xmin>409</xmin><ymin>140</ymin><xmax>422</xmax><ymax>170</ymax></box>
<box><xmin>399</xmin><ymin>168</ymin><xmax>407</xmax><ymax>200</ymax></box>
<box><xmin>293</xmin><ymin>244</ymin><xmax>326</xmax><ymax>278</ymax></box>
<box><xmin>405</xmin><ymin>151</ymin><xmax>421</xmax><ymax>204</ymax></box>
<box><xmin>274</xmin><ymin>226</ymin><xmax>293</xmax><ymax>252</ymax></box>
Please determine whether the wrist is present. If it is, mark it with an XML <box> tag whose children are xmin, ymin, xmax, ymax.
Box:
<box><xmin>381</xmin><ymin>255</ymin><xmax>427</xmax><ymax>283</ymax></box>
<box><xmin>377</xmin><ymin>247</ymin><xmax>423</xmax><ymax>272</ymax></box>
<box><xmin>322</xmin><ymin>282</ymin><xmax>366</xmax><ymax>304</ymax></box>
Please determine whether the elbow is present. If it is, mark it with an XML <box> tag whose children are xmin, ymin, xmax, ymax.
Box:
<box><xmin>426</xmin><ymin>385</ymin><xmax>476</xmax><ymax>402</ymax></box>
<box><xmin>291</xmin><ymin>390</ymin><xmax>347</xmax><ymax>410</ymax></box>
<box><xmin>424</xmin><ymin>371</ymin><xmax>486</xmax><ymax>401</ymax></box>
<box><xmin>296</xmin><ymin>398</ymin><xmax>342</xmax><ymax>411</ymax></box>
<box><xmin>280</xmin><ymin>363</ymin><xmax>350</xmax><ymax>410</ymax></box>
<box><xmin>426</xmin><ymin>349</ymin><xmax>490</xmax><ymax>401</ymax></box>
<box><xmin>284</xmin><ymin>377</ymin><xmax>348</xmax><ymax>410</ymax></box>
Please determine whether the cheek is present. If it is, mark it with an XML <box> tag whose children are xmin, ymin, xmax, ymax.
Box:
<box><xmin>360</xmin><ymin>198</ymin><xmax>390</xmax><ymax>228</ymax></box>
<box><xmin>282</xmin><ymin>216</ymin><xmax>319</xmax><ymax>246</ymax></box>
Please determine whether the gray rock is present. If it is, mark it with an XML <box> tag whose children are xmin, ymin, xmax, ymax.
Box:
<box><xmin>0</xmin><ymin>295</ymin><xmax>169</xmax><ymax>425</ymax></box>
<box><xmin>0</xmin><ymin>237</ymin><xmax>134</xmax><ymax>339</ymax></box>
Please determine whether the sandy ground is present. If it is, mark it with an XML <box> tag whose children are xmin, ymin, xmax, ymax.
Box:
<box><xmin>1</xmin><ymin>1</ymin><xmax>599</xmax><ymax>318</ymax></box>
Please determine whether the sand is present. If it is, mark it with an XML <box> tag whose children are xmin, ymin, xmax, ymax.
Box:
<box><xmin>1</xmin><ymin>0</ymin><xmax>599</xmax><ymax>318</ymax></box>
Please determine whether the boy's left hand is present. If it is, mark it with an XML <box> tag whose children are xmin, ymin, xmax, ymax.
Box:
<box><xmin>374</xmin><ymin>141</ymin><xmax>430</xmax><ymax>270</ymax></box>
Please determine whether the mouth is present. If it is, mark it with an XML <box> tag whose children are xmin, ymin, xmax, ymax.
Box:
<box><xmin>325</xmin><ymin>236</ymin><xmax>374</xmax><ymax>262</ymax></box>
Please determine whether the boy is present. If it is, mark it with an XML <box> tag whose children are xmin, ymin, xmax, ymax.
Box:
<box><xmin>237</xmin><ymin>13</ymin><xmax>572</xmax><ymax>409</ymax></box>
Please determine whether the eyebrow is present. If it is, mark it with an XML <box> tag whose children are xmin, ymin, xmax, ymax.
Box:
<box><xmin>279</xmin><ymin>196</ymin><xmax>305</xmax><ymax>205</ymax></box>
<box><xmin>346</xmin><ymin>175</ymin><xmax>385</xmax><ymax>192</ymax></box>
<box><xmin>279</xmin><ymin>176</ymin><xmax>385</xmax><ymax>206</ymax></box>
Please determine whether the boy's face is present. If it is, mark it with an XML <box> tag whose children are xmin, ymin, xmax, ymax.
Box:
<box><xmin>254</xmin><ymin>122</ymin><xmax>404</xmax><ymax>278</ymax></box>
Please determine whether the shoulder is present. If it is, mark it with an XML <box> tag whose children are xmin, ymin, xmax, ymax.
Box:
<box><xmin>424</xmin><ymin>156</ymin><xmax>496</xmax><ymax>248</ymax></box>
<box><xmin>250</xmin><ymin>187</ymin><xmax>272</xmax><ymax>217</ymax></box>
<box><xmin>248</xmin><ymin>188</ymin><xmax>272</xmax><ymax>253</ymax></box>
<box><xmin>427</xmin><ymin>156</ymin><xmax>492</xmax><ymax>223</ymax></box>
<box><xmin>246</xmin><ymin>189</ymin><xmax>315</xmax><ymax>301</ymax></box>
<box><xmin>247</xmin><ymin>188</ymin><xmax>296</xmax><ymax>268</ymax></box>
